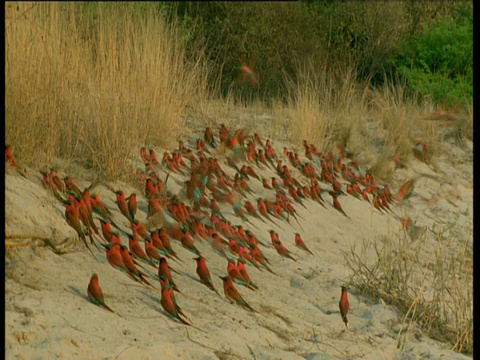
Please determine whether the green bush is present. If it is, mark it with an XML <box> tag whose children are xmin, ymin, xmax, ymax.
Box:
<box><xmin>387</xmin><ymin>2</ymin><xmax>472</xmax><ymax>109</ymax></box>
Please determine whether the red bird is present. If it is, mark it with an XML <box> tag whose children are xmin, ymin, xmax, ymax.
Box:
<box><xmin>149</xmin><ymin>149</ymin><xmax>160</xmax><ymax>166</ymax></box>
<box><xmin>273</xmin><ymin>239</ymin><xmax>297</xmax><ymax>262</ymax></box>
<box><xmin>127</xmin><ymin>193</ymin><xmax>138</xmax><ymax>222</ymax></box>
<box><xmin>140</xmin><ymin>147</ymin><xmax>150</xmax><ymax>163</ymax></box>
<box><xmin>65</xmin><ymin>199</ymin><xmax>94</xmax><ymax>256</ymax></box>
<box><xmin>269</xmin><ymin>229</ymin><xmax>279</xmax><ymax>246</ymax></box>
<box><xmin>160</xmin><ymin>277</ymin><xmax>191</xmax><ymax>326</ymax></box>
<box><xmin>40</xmin><ymin>170</ymin><xmax>50</xmax><ymax>190</ymax></box>
<box><xmin>100</xmin><ymin>219</ymin><xmax>115</xmax><ymax>243</ymax></box>
<box><xmin>150</xmin><ymin>231</ymin><xmax>169</xmax><ymax>256</ymax></box>
<box><xmin>128</xmin><ymin>234</ymin><xmax>156</xmax><ymax>268</ymax></box>
<box><xmin>238</xmin><ymin>58</ymin><xmax>259</xmax><ymax>86</ymax></box>
<box><xmin>49</xmin><ymin>167</ymin><xmax>65</xmax><ymax>193</ymax></box>
<box><xmin>339</xmin><ymin>286</ymin><xmax>350</xmax><ymax>329</ymax></box>
<box><xmin>362</xmin><ymin>188</ymin><xmax>370</xmax><ymax>203</ymax></box>
<box><xmin>194</xmin><ymin>256</ymin><xmax>220</xmax><ymax>295</ymax></box>
<box><xmin>87</xmin><ymin>273</ymin><xmax>114</xmax><ymax>313</ymax></box>
<box><xmin>228</xmin><ymin>239</ymin><xmax>240</xmax><ymax>255</ymax></box>
<box><xmin>110</xmin><ymin>230</ymin><xmax>124</xmax><ymax>246</ymax></box>
<box><xmin>244</xmin><ymin>200</ymin><xmax>262</xmax><ymax>220</ymax></box>
<box><xmin>284</xmin><ymin>199</ymin><xmax>304</xmax><ymax>229</ymax></box>
<box><xmin>249</xmin><ymin>243</ymin><xmax>275</xmax><ymax>274</ymax></box>
<box><xmin>257</xmin><ymin>149</ymin><xmax>270</xmax><ymax>168</ymax></box>
<box><xmin>145</xmin><ymin>178</ymin><xmax>157</xmax><ymax>198</ymax></box>
<box><xmin>236</xmin><ymin>258</ymin><xmax>259</xmax><ymax>290</ymax></box>
<box><xmin>329</xmin><ymin>191</ymin><xmax>349</xmax><ymax>218</ymax></box>
<box><xmin>158</xmin><ymin>228</ymin><xmax>181</xmax><ymax>261</ymax></box>
<box><xmin>159</xmin><ymin>257</ymin><xmax>180</xmax><ymax>293</ymax></box>
<box><xmin>144</xmin><ymin>237</ymin><xmax>162</xmax><ymax>264</ymax></box>
<box><xmin>262</xmin><ymin>178</ymin><xmax>273</xmax><ymax>190</ymax></box>
<box><xmin>219</xmin><ymin>275</ymin><xmax>257</xmax><ymax>312</ymax></box>
<box><xmin>103</xmin><ymin>242</ymin><xmax>126</xmax><ymax>271</ymax></box>
<box><xmin>238</xmin><ymin>246</ymin><xmax>258</xmax><ymax>269</ymax></box>
<box><xmin>181</xmin><ymin>229</ymin><xmax>201</xmax><ymax>255</ymax></box>
<box><xmin>413</xmin><ymin>140</ymin><xmax>427</xmax><ymax>162</ymax></box>
<box><xmin>103</xmin><ymin>243</ymin><xmax>139</xmax><ymax>282</ymax></box>
<box><xmin>219</xmin><ymin>123</ymin><xmax>230</xmax><ymax>143</ymax></box>
<box><xmin>246</xmin><ymin>166</ymin><xmax>260</xmax><ymax>181</ymax></box>
<box><xmin>131</xmin><ymin>219</ymin><xmax>149</xmax><ymax>239</ymax></box>
<box><xmin>204</xmin><ymin>127</ymin><xmax>216</xmax><ymax>148</ymax></box>
<box><xmin>72</xmin><ymin>192</ymin><xmax>100</xmax><ymax>245</ymax></box>
<box><xmin>328</xmin><ymin>170</ymin><xmax>341</xmax><ymax>187</ymax></box>
<box><xmin>115</xmin><ymin>190</ymin><xmax>131</xmax><ymax>221</ymax></box>
<box><xmin>257</xmin><ymin>198</ymin><xmax>273</xmax><ymax>222</ymax></box>
<box><xmin>271</xmin><ymin>177</ymin><xmax>281</xmax><ymax>190</ymax></box>
<box><xmin>294</xmin><ymin>233</ymin><xmax>314</xmax><ymax>255</ymax></box>
<box><xmin>81</xmin><ymin>188</ymin><xmax>94</xmax><ymax>217</ymax></box>
<box><xmin>120</xmin><ymin>245</ymin><xmax>154</xmax><ymax>287</ymax></box>
<box><xmin>227</xmin><ymin>259</ymin><xmax>248</xmax><ymax>285</ymax></box>
<box><xmin>210</xmin><ymin>232</ymin><xmax>228</xmax><ymax>254</ymax></box>
<box><xmin>5</xmin><ymin>144</ymin><xmax>17</xmax><ymax>167</ymax></box>
<box><xmin>90</xmin><ymin>194</ymin><xmax>110</xmax><ymax>216</ymax></box>
<box><xmin>64</xmin><ymin>176</ymin><xmax>82</xmax><ymax>197</ymax></box>
<box><xmin>394</xmin><ymin>179</ymin><xmax>415</xmax><ymax>204</ymax></box>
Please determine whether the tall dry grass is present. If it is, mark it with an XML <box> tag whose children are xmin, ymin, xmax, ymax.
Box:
<box><xmin>6</xmin><ymin>2</ymin><xmax>212</xmax><ymax>180</ymax></box>
<box><xmin>272</xmin><ymin>61</ymin><xmax>366</xmax><ymax>152</ymax></box>
<box><xmin>344</xmin><ymin>223</ymin><xmax>473</xmax><ymax>354</ymax></box>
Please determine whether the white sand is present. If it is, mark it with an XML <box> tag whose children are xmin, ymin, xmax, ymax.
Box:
<box><xmin>5</xmin><ymin>133</ymin><xmax>472</xmax><ymax>360</ymax></box>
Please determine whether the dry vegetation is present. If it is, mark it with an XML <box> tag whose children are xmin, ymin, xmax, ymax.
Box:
<box><xmin>6</xmin><ymin>2</ymin><xmax>211</xmax><ymax>180</ymax></box>
<box><xmin>5</xmin><ymin>1</ymin><xmax>472</xmax><ymax>356</ymax></box>
<box><xmin>344</xmin><ymin>221</ymin><xmax>473</xmax><ymax>354</ymax></box>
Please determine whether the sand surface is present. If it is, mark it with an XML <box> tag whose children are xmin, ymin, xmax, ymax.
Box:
<box><xmin>5</xmin><ymin>127</ymin><xmax>472</xmax><ymax>360</ymax></box>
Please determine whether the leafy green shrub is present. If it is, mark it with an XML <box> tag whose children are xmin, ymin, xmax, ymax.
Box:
<box><xmin>387</xmin><ymin>2</ymin><xmax>472</xmax><ymax>110</ymax></box>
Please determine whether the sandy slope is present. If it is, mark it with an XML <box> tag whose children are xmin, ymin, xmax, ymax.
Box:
<box><xmin>5</xmin><ymin>132</ymin><xmax>472</xmax><ymax>360</ymax></box>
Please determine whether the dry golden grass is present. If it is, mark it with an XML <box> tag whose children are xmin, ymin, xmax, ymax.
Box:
<box><xmin>276</xmin><ymin>62</ymin><xmax>368</xmax><ymax>153</ymax></box>
<box><xmin>344</xmin><ymin>224</ymin><xmax>473</xmax><ymax>354</ymax></box>
<box><xmin>6</xmin><ymin>2</ymin><xmax>212</xmax><ymax>180</ymax></box>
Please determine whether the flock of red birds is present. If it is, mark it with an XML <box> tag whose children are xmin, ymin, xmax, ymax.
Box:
<box><xmin>5</xmin><ymin>124</ymin><xmax>420</xmax><ymax>330</ymax></box>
